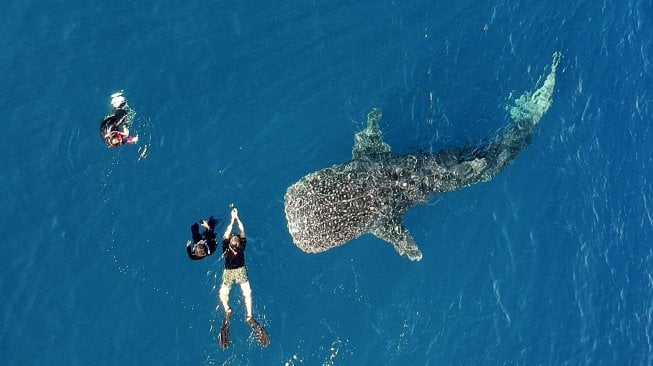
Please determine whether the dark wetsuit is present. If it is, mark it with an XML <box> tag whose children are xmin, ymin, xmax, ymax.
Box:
<box><xmin>222</xmin><ymin>237</ymin><xmax>247</xmax><ymax>269</ymax></box>
<box><xmin>187</xmin><ymin>216</ymin><xmax>220</xmax><ymax>260</ymax></box>
<box><xmin>100</xmin><ymin>108</ymin><xmax>129</xmax><ymax>146</ymax></box>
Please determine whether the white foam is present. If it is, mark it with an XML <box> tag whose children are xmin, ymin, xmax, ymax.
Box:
<box><xmin>111</xmin><ymin>95</ymin><xmax>126</xmax><ymax>108</ymax></box>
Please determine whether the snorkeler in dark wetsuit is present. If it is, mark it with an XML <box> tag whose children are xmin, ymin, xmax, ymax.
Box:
<box><xmin>99</xmin><ymin>92</ymin><xmax>138</xmax><ymax>147</ymax></box>
<box><xmin>186</xmin><ymin>216</ymin><xmax>220</xmax><ymax>260</ymax></box>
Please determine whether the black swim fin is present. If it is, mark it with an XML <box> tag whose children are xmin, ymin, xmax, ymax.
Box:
<box><xmin>218</xmin><ymin>311</ymin><xmax>231</xmax><ymax>349</ymax></box>
<box><xmin>246</xmin><ymin>317</ymin><xmax>270</xmax><ymax>347</ymax></box>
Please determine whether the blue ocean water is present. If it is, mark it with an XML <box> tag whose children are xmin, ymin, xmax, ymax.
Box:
<box><xmin>1</xmin><ymin>0</ymin><xmax>652</xmax><ymax>364</ymax></box>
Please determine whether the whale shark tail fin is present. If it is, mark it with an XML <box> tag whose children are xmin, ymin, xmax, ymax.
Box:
<box><xmin>371</xmin><ymin>216</ymin><xmax>423</xmax><ymax>261</ymax></box>
<box><xmin>477</xmin><ymin>51</ymin><xmax>561</xmax><ymax>180</ymax></box>
<box><xmin>509</xmin><ymin>51</ymin><xmax>561</xmax><ymax>128</ymax></box>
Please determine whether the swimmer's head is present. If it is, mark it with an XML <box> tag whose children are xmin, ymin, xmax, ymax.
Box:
<box><xmin>109</xmin><ymin>135</ymin><xmax>121</xmax><ymax>146</ymax></box>
<box><xmin>229</xmin><ymin>235</ymin><xmax>241</xmax><ymax>248</ymax></box>
<box><xmin>193</xmin><ymin>241</ymin><xmax>207</xmax><ymax>257</ymax></box>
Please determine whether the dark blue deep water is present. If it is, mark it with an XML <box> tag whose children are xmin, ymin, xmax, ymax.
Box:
<box><xmin>2</xmin><ymin>0</ymin><xmax>652</xmax><ymax>365</ymax></box>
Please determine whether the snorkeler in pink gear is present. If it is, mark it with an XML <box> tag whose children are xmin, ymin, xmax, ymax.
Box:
<box><xmin>100</xmin><ymin>92</ymin><xmax>138</xmax><ymax>147</ymax></box>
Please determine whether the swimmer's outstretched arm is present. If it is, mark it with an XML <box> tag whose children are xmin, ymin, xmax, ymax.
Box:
<box><xmin>223</xmin><ymin>212</ymin><xmax>235</xmax><ymax>240</ymax></box>
<box><xmin>201</xmin><ymin>216</ymin><xmax>219</xmax><ymax>234</ymax></box>
<box><xmin>235</xmin><ymin>213</ymin><xmax>245</xmax><ymax>239</ymax></box>
<box><xmin>223</xmin><ymin>208</ymin><xmax>245</xmax><ymax>239</ymax></box>
<box><xmin>206</xmin><ymin>215</ymin><xmax>220</xmax><ymax>230</ymax></box>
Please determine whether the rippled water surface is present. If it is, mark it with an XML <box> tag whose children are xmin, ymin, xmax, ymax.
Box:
<box><xmin>1</xmin><ymin>0</ymin><xmax>652</xmax><ymax>365</ymax></box>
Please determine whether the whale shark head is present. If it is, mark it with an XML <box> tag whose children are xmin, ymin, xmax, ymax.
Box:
<box><xmin>284</xmin><ymin>108</ymin><xmax>424</xmax><ymax>261</ymax></box>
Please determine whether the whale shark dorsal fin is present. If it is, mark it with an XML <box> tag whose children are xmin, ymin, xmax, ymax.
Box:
<box><xmin>352</xmin><ymin>108</ymin><xmax>393</xmax><ymax>160</ymax></box>
<box><xmin>370</xmin><ymin>215</ymin><xmax>423</xmax><ymax>261</ymax></box>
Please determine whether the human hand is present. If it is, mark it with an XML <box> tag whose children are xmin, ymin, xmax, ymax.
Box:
<box><xmin>230</xmin><ymin>207</ymin><xmax>238</xmax><ymax>220</ymax></box>
<box><xmin>186</xmin><ymin>239</ymin><xmax>191</xmax><ymax>247</ymax></box>
<box><xmin>200</xmin><ymin>220</ymin><xmax>209</xmax><ymax>229</ymax></box>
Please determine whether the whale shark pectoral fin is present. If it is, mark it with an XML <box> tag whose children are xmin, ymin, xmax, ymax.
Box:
<box><xmin>371</xmin><ymin>217</ymin><xmax>423</xmax><ymax>261</ymax></box>
<box><xmin>352</xmin><ymin>108</ymin><xmax>393</xmax><ymax>160</ymax></box>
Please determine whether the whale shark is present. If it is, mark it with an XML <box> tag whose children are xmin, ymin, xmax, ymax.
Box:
<box><xmin>284</xmin><ymin>52</ymin><xmax>561</xmax><ymax>261</ymax></box>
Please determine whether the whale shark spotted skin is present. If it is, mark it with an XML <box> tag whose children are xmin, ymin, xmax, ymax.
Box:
<box><xmin>284</xmin><ymin>52</ymin><xmax>561</xmax><ymax>261</ymax></box>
